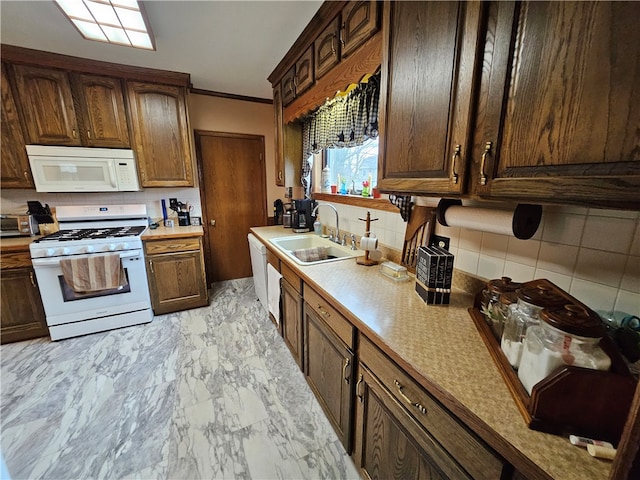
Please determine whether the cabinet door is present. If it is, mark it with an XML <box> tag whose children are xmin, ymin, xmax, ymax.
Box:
<box><xmin>294</xmin><ymin>47</ymin><xmax>314</xmax><ymax>97</ymax></box>
<box><xmin>315</xmin><ymin>16</ymin><xmax>341</xmax><ymax>79</ymax></box>
<box><xmin>282</xmin><ymin>279</ymin><xmax>303</xmax><ymax>368</ymax></box>
<box><xmin>273</xmin><ymin>85</ymin><xmax>285</xmax><ymax>186</ymax></box>
<box><xmin>1</xmin><ymin>267</ymin><xmax>49</xmax><ymax>344</ymax></box>
<box><xmin>127</xmin><ymin>82</ymin><xmax>194</xmax><ymax>187</ymax></box>
<box><xmin>303</xmin><ymin>302</ymin><xmax>354</xmax><ymax>452</ymax></box>
<box><xmin>341</xmin><ymin>0</ymin><xmax>380</xmax><ymax>58</ymax></box>
<box><xmin>12</xmin><ymin>64</ymin><xmax>81</xmax><ymax>145</ymax></box>
<box><xmin>1</xmin><ymin>63</ymin><xmax>32</xmax><ymax>188</ymax></box>
<box><xmin>353</xmin><ymin>364</ymin><xmax>472</xmax><ymax>480</ymax></box>
<box><xmin>146</xmin><ymin>249</ymin><xmax>208</xmax><ymax>315</ymax></box>
<box><xmin>281</xmin><ymin>66</ymin><xmax>297</xmax><ymax>107</ymax></box>
<box><xmin>474</xmin><ymin>1</ymin><xmax>640</xmax><ymax>209</ymax></box>
<box><xmin>378</xmin><ymin>1</ymin><xmax>482</xmax><ymax>195</ymax></box>
<box><xmin>74</xmin><ymin>74</ymin><xmax>130</xmax><ymax>148</ymax></box>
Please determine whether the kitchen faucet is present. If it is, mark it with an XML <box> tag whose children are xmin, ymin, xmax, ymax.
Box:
<box><xmin>312</xmin><ymin>203</ymin><xmax>340</xmax><ymax>244</ymax></box>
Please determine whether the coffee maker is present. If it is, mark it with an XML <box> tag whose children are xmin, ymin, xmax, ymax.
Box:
<box><xmin>291</xmin><ymin>199</ymin><xmax>317</xmax><ymax>232</ymax></box>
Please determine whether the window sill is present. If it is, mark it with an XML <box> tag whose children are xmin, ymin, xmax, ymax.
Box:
<box><xmin>312</xmin><ymin>193</ymin><xmax>398</xmax><ymax>212</ymax></box>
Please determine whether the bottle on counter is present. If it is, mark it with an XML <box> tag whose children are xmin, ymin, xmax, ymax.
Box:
<box><xmin>518</xmin><ymin>304</ymin><xmax>611</xmax><ymax>394</ymax></box>
<box><xmin>500</xmin><ymin>285</ymin><xmax>566</xmax><ymax>369</ymax></box>
<box><xmin>313</xmin><ymin>216</ymin><xmax>322</xmax><ymax>235</ymax></box>
<box><xmin>481</xmin><ymin>277</ymin><xmax>520</xmax><ymax>339</ymax></box>
<box><xmin>321</xmin><ymin>166</ymin><xmax>331</xmax><ymax>193</ymax></box>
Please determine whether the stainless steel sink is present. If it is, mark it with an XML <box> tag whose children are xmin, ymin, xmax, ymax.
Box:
<box><xmin>269</xmin><ymin>235</ymin><xmax>362</xmax><ymax>265</ymax></box>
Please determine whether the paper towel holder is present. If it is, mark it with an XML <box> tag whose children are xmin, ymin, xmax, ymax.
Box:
<box><xmin>436</xmin><ymin>199</ymin><xmax>542</xmax><ymax>240</ymax></box>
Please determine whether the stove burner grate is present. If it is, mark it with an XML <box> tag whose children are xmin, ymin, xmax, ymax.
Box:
<box><xmin>36</xmin><ymin>226</ymin><xmax>147</xmax><ymax>242</ymax></box>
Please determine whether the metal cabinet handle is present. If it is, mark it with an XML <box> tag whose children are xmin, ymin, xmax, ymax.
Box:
<box><xmin>343</xmin><ymin>358</ymin><xmax>351</xmax><ymax>384</ymax></box>
<box><xmin>480</xmin><ymin>141</ymin><xmax>492</xmax><ymax>186</ymax></box>
<box><xmin>356</xmin><ymin>373</ymin><xmax>364</xmax><ymax>401</ymax></box>
<box><xmin>340</xmin><ymin>24</ymin><xmax>345</xmax><ymax>46</ymax></box>
<box><xmin>394</xmin><ymin>379</ymin><xmax>427</xmax><ymax>414</ymax></box>
<box><xmin>23</xmin><ymin>171</ymin><xmax>29</xmax><ymax>181</ymax></box>
<box><xmin>87</xmin><ymin>129</ymin><xmax>91</xmax><ymax>139</ymax></box>
<box><xmin>331</xmin><ymin>34</ymin><xmax>336</xmax><ymax>55</ymax></box>
<box><xmin>29</xmin><ymin>271</ymin><xmax>36</xmax><ymax>288</ymax></box>
<box><xmin>148</xmin><ymin>259</ymin><xmax>154</xmax><ymax>273</ymax></box>
<box><xmin>72</xmin><ymin>128</ymin><xmax>77</xmax><ymax>138</ymax></box>
<box><xmin>450</xmin><ymin>144</ymin><xmax>461</xmax><ymax>184</ymax></box>
<box><xmin>278</xmin><ymin>171</ymin><xmax>283</xmax><ymax>181</ymax></box>
<box><xmin>316</xmin><ymin>304</ymin><xmax>330</xmax><ymax>318</ymax></box>
<box><xmin>210</xmin><ymin>219</ymin><xmax>216</xmax><ymax>226</ymax></box>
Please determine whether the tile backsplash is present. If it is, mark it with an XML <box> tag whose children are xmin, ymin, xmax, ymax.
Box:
<box><xmin>319</xmin><ymin>200</ymin><xmax>639</xmax><ymax>316</ymax></box>
<box><xmin>0</xmin><ymin>187</ymin><xmax>202</xmax><ymax>221</ymax></box>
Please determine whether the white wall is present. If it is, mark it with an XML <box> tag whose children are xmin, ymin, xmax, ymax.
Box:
<box><xmin>318</xmin><ymin>200</ymin><xmax>639</xmax><ymax>316</ymax></box>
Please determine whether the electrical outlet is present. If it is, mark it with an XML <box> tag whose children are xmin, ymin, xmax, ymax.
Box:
<box><xmin>430</xmin><ymin>234</ymin><xmax>450</xmax><ymax>250</ymax></box>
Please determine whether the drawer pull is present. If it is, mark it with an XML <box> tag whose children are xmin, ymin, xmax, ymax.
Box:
<box><xmin>29</xmin><ymin>271</ymin><xmax>36</xmax><ymax>288</ymax></box>
<box><xmin>148</xmin><ymin>259</ymin><xmax>154</xmax><ymax>273</ymax></box>
<box><xmin>480</xmin><ymin>141</ymin><xmax>492</xmax><ymax>186</ymax></box>
<box><xmin>316</xmin><ymin>304</ymin><xmax>330</xmax><ymax>318</ymax></box>
<box><xmin>450</xmin><ymin>144</ymin><xmax>461</xmax><ymax>184</ymax></box>
<box><xmin>356</xmin><ymin>374</ymin><xmax>364</xmax><ymax>402</ymax></box>
<box><xmin>343</xmin><ymin>358</ymin><xmax>351</xmax><ymax>384</ymax></box>
<box><xmin>394</xmin><ymin>379</ymin><xmax>427</xmax><ymax>414</ymax></box>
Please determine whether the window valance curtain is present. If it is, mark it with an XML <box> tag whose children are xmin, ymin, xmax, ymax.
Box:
<box><xmin>301</xmin><ymin>73</ymin><xmax>380</xmax><ymax>159</ymax></box>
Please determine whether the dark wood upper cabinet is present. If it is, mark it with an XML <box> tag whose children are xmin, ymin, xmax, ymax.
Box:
<box><xmin>294</xmin><ymin>47</ymin><xmax>314</xmax><ymax>97</ymax></box>
<box><xmin>127</xmin><ymin>81</ymin><xmax>194</xmax><ymax>187</ymax></box>
<box><xmin>341</xmin><ymin>0</ymin><xmax>380</xmax><ymax>58</ymax></box>
<box><xmin>281</xmin><ymin>66</ymin><xmax>297</xmax><ymax>107</ymax></box>
<box><xmin>472</xmin><ymin>1</ymin><xmax>640</xmax><ymax>209</ymax></box>
<box><xmin>272</xmin><ymin>85</ymin><xmax>285</xmax><ymax>186</ymax></box>
<box><xmin>314</xmin><ymin>16</ymin><xmax>341</xmax><ymax>79</ymax></box>
<box><xmin>378</xmin><ymin>1</ymin><xmax>482</xmax><ymax>195</ymax></box>
<box><xmin>73</xmin><ymin>74</ymin><xmax>130</xmax><ymax>148</ymax></box>
<box><xmin>12</xmin><ymin>64</ymin><xmax>81</xmax><ymax>146</ymax></box>
<box><xmin>1</xmin><ymin>63</ymin><xmax>32</xmax><ymax>188</ymax></box>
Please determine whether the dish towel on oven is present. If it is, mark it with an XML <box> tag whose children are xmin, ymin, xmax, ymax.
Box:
<box><xmin>267</xmin><ymin>263</ymin><xmax>282</xmax><ymax>325</ymax></box>
<box><xmin>60</xmin><ymin>252</ymin><xmax>126</xmax><ymax>293</ymax></box>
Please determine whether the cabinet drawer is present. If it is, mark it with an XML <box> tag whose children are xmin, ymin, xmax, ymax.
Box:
<box><xmin>281</xmin><ymin>262</ymin><xmax>301</xmax><ymax>294</ymax></box>
<box><xmin>304</xmin><ymin>284</ymin><xmax>353</xmax><ymax>348</ymax></box>
<box><xmin>359</xmin><ymin>335</ymin><xmax>508</xmax><ymax>479</ymax></box>
<box><xmin>0</xmin><ymin>251</ymin><xmax>32</xmax><ymax>269</ymax></box>
<box><xmin>266</xmin><ymin>247</ymin><xmax>279</xmax><ymax>270</ymax></box>
<box><xmin>144</xmin><ymin>237</ymin><xmax>200</xmax><ymax>255</ymax></box>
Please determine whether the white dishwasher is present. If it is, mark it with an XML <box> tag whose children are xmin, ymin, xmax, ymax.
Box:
<box><xmin>248</xmin><ymin>233</ymin><xmax>268</xmax><ymax>313</ymax></box>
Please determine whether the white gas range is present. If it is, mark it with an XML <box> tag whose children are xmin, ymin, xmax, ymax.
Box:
<box><xmin>30</xmin><ymin>204</ymin><xmax>153</xmax><ymax>341</ymax></box>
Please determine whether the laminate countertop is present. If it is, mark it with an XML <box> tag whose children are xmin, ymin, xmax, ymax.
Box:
<box><xmin>250</xmin><ymin>226</ymin><xmax>612</xmax><ymax>480</ymax></box>
<box><xmin>141</xmin><ymin>225</ymin><xmax>204</xmax><ymax>240</ymax></box>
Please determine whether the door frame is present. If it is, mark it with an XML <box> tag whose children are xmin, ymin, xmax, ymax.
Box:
<box><xmin>194</xmin><ymin>130</ymin><xmax>268</xmax><ymax>286</ymax></box>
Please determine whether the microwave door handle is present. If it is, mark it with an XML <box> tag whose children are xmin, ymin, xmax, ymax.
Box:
<box><xmin>108</xmin><ymin>162</ymin><xmax>117</xmax><ymax>188</ymax></box>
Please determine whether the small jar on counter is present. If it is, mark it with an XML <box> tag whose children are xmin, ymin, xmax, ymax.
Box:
<box><xmin>481</xmin><ymin>277</ymin><xmax>520</xmax><ymax>339</ymax></box>
<box><xmin>500</xmin><ymin>285</ymin><xmax>566</xmax><ymax>369</ymax></box>
<box><xmin>518</xmin><ymin>304</ymin><xmax>611</xmax><ymax>394</ymax></box>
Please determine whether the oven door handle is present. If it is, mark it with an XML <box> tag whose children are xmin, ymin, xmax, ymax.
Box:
<box><xmin>32</xmin><ymin>250</ymin><xmax>142</xmax><ymax>267</ymax></box>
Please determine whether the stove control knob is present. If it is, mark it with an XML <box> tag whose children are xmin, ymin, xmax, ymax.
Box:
<box><xmin>121</xmin><ymin>243</ymin><xmax>129</xmax><ymax>251</ymax></box>
<box><xmin>46</xmin><ymin>248</ymin><xmax>57</xmax><ymax>257</ymax></box>
<box><xmin>108</xmin><ymin>243</ymin><xmax>117</xmax><ymax>251</ymax></box>
<box><xmin>62</xmin><ymin>247</ymin><xmax>71</xmax><ymax>255</ymax></box>
<box><xmin>85</xmin><ymin>245</ymin><xmax>95</xmax><ymax>253</ymax></box>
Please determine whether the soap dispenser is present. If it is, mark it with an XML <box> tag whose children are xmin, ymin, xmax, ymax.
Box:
<box><xmin>313</xmin><ymin>215</ymin><xmax>322</xmax><ymax>235</ymax></box>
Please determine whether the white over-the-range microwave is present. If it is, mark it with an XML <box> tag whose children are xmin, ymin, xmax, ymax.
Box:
<box><xmin>26</xmin><ymin>145</ymin><xmax>141</xmax><ymax>192</ymax></box>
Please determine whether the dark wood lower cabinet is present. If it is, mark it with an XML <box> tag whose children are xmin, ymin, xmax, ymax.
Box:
<box><xmin>1</xmin><ymin>266</ymin><xmax>49</xmax><ymax>344</ymax></box>
<box><xmin>303</xmin><ymin>300</ymin><xmax>355</xmax><ymax>452</ymax></box>
<box><xmin>281</xmin><ymin>279</ymin><xmax>303</xmax><ymax>368</ymax></box>
<box><xmin>353</xmin><ymin>363</ymin><xmax>470</xmax><ymax>480</ymax></box>
<box><xmin>144</xmin><ymin>237</ymin><xmax>208</xmax><ymax>315</ymax></box>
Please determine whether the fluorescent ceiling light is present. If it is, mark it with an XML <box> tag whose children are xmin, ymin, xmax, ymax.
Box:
<box><xmin>55</xmin><ymin>0</ymin><xmax>155</xmax><ymax>51</ymax></box>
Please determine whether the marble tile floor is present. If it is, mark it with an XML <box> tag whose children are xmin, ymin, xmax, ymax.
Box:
<box><xmin>0</xmin><ymin>278</ymin><xmax>361</xmax><ymax>480</ymax></box>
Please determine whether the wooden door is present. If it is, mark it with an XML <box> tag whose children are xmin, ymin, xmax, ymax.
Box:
<box><xmin>127</xmin><ymin>81</ymin><xmax>193</xmax><ymax>186</ymax></box>
<box><xmin>12</xmin><ymin>64</ymin><xmax>80</xmax><ymax>145</ymax></box>
<box><xmin>378</xmin><ymin>1</ymin><xmax>482</xmax><ymax>195</ymax></box>
<box><xmin>352</xmin><ymin>363</ymin><xmax>471</xmax><ymax>480</ymax></box>
<box><xmin>196</xmin><ymin>131</ymin><xmax>267</xmax><ymax>282</ymax></box>
<box><xmin>303</xmin><ymin>303</ymin><xmax>354</xmax><ymax>452</ymax></box>
<box><xmin>1</xmin><ymin>63</ymin><xmax>32</xmax><ymax>188</ymax></box>
<box><xmin>282</xmin><ymin>278</ymin><xmax>303</xmax><ymax>368</ymax></box>
<box><xmin>74</xmin><ymin>74</ymin><xmax>130</xmax><ymax>148</ymax></box>
<box><xmin>473</xmin><ymin>1</ymin><xmax>640</xmax><ymax>209</ymax></box>
<box><xmin>1</xmin><ymin>267</ymin><xmax>49</xmax><ymax>344</ymax></box>
<box><xmin>341</xmin><ymin>0</ymin><xmax>380</xmax><ymax>58</ymax></box>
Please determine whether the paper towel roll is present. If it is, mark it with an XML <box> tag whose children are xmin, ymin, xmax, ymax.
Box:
<box><xmin>436</xmin><ymin>200</ymin><xmax>542</xmax><ymax>239</ymax></box>
<box><xmin>360</xmin><ymin>236</ymin><xmax>379</xmax><ymax>251</ymax></box>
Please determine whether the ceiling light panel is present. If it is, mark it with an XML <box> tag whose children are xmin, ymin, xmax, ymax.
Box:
<box><xmin>55</xmin><ymin>0</ymin><xmax>155</xmax><ymax>50</ymax></box>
